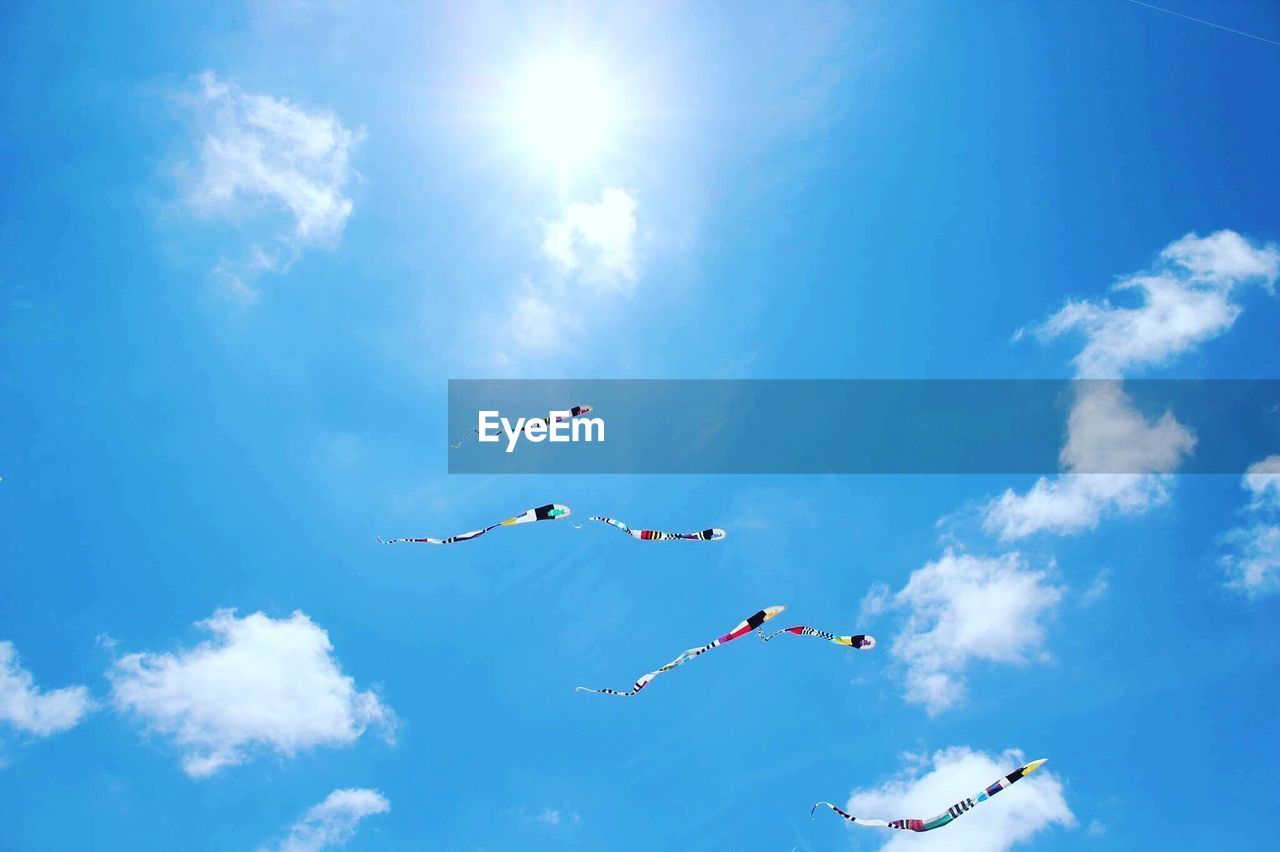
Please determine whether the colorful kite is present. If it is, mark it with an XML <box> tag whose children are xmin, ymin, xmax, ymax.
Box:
<box><xmin>588</xmin><ymin>516</ymin><xmax>726</xmax><ymax>541</ymax></box>
<box><xmin>377</xmin><ymin>504</ymin><xmax>571</xmax><ymax>545</ymax></box>
<box><xmin>576</xmin><ymin>606</ymin><xmax>784</xmax><ymax>697</ymax></box>
<box><xmin>758</xmin><ymin>626</ymin><xmax>876</xmax><ymax>649</ymax></box>
<box><xmin>812</xmin><ymin>758</ymin><xmax>1049</xmax><ymax>832</ymax></box>
<box><xmin>450</xmin><ymin>405</ymin><xmax>594</xmax><ymax>448</ymax></box>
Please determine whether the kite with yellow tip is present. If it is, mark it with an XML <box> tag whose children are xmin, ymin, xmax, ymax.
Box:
<box><xmin>812</xmin><ymin>757</ymin><xmax>1050</xmax><ymax>832</ymax></box>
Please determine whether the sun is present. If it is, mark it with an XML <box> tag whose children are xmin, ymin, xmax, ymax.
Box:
<box><xmin>511</xmin><ymin>55</ymin><xmax>618</xmax><ymax>176</ymax></box>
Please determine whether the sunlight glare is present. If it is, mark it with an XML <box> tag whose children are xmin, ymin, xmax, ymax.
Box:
<box><xmin>512</xmin><ymin>56</ymin><xmax>617</xmax><ymax>174</ymax></box>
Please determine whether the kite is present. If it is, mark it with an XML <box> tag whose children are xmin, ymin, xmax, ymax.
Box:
<box><xmin>811</xmin><ymin>758</ymin><xmax>1049</xmax><ymax>833</ymax></box>
<box><xmin>377</xmin><ymin>504</ymin><xmax>571</xmax><ymax>545</ymax></box>
<box><xmin>588</xmin><ymin>516</ymin><xmax>726</xmax><ymax>541</ymax></box>
<box><xmin>758</xmin><ymin>626</ymin><xmax>876</xmax><ymax>649</ymax></box>
<box><xmin>450</xmin><ymin>405</ymin><xmax>594</xmax><ymax>448</ymax></box>
<box><xmin>576</xmin><ymin>606</ymin><xmax>784</xmax><ymax>697</ymax></box>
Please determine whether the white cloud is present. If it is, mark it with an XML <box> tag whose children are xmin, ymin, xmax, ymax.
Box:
<box><xmin>271</xmin><ymin>788</ymin><xmax>390</xmax><ymax>852</ymax></box>
<box><xmin>534</xmin><ymin>807</ymin><xmax>580</xmax><ymax>827</ymax></box>
<box><xmin>493</xmin><ymin>188</ymin><xmax>639</xmax><ymax>363</ymax></box>
<box><xmin>542</xmin><ymin>188</ymin><xmax>637</xmax><ymax>286</ymax></box>
<box><xmin>1221</xmin><ymin>523</ymin><xmax>1280</xmax><ymax>596</ymax></box>
<box><xmin>860</xmin><ymin>583</ymin><xmax>891</xmax><ymax>618</ymax></box>
<box><xmin>885</xmin><ymin>551</ymin><xmax>1063</xmax><ymax>715</ymax></box>
<box><xmin>846</xmin><ymin>747</ymin><xmax>1074</xmax><ymax>852</ymax></box>
<box><xmin>1243</xmin><ymin>454</ymin><xmax>1280</xmax><ymax>511</ymax></box>
<box><xmin>1161</xmin><ymin>230</ymin><xmax>1280</xmax><ymax>288</ymax></box>
<box><xmin>1058</xmin><ymin>382</ymin><xmax>1195</xmax><ymax>474</ymax></box>
<box><xmin>514</xmin><ymin>805</ymin><xmax>581</xmax><ymax>830</ymax></box>
<box><xmin>0</xmin><ymin>641</ymin><xmax>93</xmax><ymax>737</ymax></box>
<box><xmin>1220</xmin><ymin>454</ymin><xmax>1280</xmax><ymax>597</ymax></box>
<box><xmin>984</xmin><ymin>383</ymin><xmax>1195</xmax><ymax>539</ymax></box>
<box><xmin>1040</xmin><ymin>275</ymin><xmax>1241</xmax><ymax>379</ymax></box>
<box><xmin>181</xmin><ymin>72</ymin><xmax>361</xmax><ymax>297</ymax></box>
<box><xmin>984</xmin><ymin>473</ymin><xmax>1169</xmax><ymax>540</ymax></box>
<box><xmin>984</xmin><ymin>230</ymin><xmax>1278</xmax><ymax>540</ymax></box>
<box><xmin>1079</xmin><ymin>570</ymin><xmax>1110</xmax><ymax>606</ymax></box>
<box><xmin>109</xmin><ymin>609</ymin><xmax>393</xmax><ymax>776</ymax></box>
<box><xmin>1034</xmin><ymin>230</ymin><xmax>1277</xmax><ymax>378</ymax></box>
<box><xmin>187</xmin><ymin>71</ymin><xmax>361</xmax><ymax>244</ymax></box>
<box><xmin>502</xmin><ymin>285</ymin><xmax>577</xmax><ymax>353</ymax></box>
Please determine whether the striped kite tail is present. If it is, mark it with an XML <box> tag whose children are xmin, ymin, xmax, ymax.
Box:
<box><xmin>812</xmin><ymin>802</ymin><xmax>896</xmax><ymax>829</ymax></box>
<box><xmin>376</xmin><ymin>536</ymin><xmax>442</xmax><ymax>545</ymax></box>
<box><xmin>575</xmin><ymin>684</ymin><xmax>644</xmax><ymax>698</ymax></box>
<box><xmin>589</xmin><ymin>516</ymin><xmax>635</xmax><ymax>537</ymax></box>
<box><xmin>811</xmin><ymin>802</ymin><xmax>854</xmax><ymax>822</ymax></box>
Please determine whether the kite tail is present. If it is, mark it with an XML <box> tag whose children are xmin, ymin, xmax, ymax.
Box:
<box><xmin>811</xmin><ymin>802</ymin><xmax>854</xmax><ymax>822</ymax></box>
<box><xmin>449</xmin><ymin>427</ymin><xmax>480</xmax><ymax>449</ymax></box>
<box><xmin>590</xmin><ymin>516</ymin><xmax>634</xmax><ymax>536</ymax></box>
<box><xmin>757</xmin><ymin>625</ymin><xmax>876</xmax><ymax>648</ymax></box>
<box><xmin>811</xmin><ymin>802</ymin><xmax>894</xmax><ymax>828</ymax></box>
<box><xmin>575</xmin><ymin>668</ymin><xmax>658</xmax><ymax>697</ymax></box>
<box><xmin>588</xmin><ymin>516</ymin><xmax>725</xmax><ymax>541</ymax></box>
<box><xmin>575</xmin><ymin>685</ymin><xmax>642</xmax><ymax>697</ymax></box>
<box><xmin>376</xmin><ymin>536</ymin><xmax>442</xmax><ymax>545</ymax></box>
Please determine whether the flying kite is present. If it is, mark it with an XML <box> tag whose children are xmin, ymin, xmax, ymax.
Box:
<box><xmin>576</xmin><ymin>606</ymin><xmax>784</xmax><ymax>697</ymax></box>
<box><xmin>588</xmin><ymin>516</ymin><xmax>726</xmax><ymax>541</ymax></box>
<box><xmin>812</xmin><ymin>758</ymin><xmax>1049</xmax><ymax>832</ymax></box>
<box><xmin>450</xmin><ymin>405</ymin><xmax>594</xmax><ymax>448</ymax></box>
<box><xmin>378</xmin><ymin>504</ymin><xmax>571</xmax><ymax>545</ymax></box>
<box><xmin>758</xmin><ymin>626</ymin><xmax>876</xmax><ymax>649</ymax></box>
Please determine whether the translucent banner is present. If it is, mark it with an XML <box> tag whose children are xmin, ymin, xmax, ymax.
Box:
<box><xmin>446</xmin><ymin>379</ymin><xmax>1280</xmax><ymax>474</ymax></box>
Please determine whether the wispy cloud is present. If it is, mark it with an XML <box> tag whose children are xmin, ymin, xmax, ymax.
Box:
<box><xmin>987</xmin><ymin>230</ymin><xmax>1276</xmax><ymax>540</ymax></box>
<box><xmin>502</xmin><ymin>280</ymin><xmax>579</xmax><ymax>354</ymax></box>
<box><xmin>108</xmin><ymin>609</ymin><xmax>393</xmax><ymax>776</ymax></box>
<box><xmin>1220</xmin><ymin>454</ymin><xmax>1280</xmax><ymax>597</ymax></box>
<box><xmin>542</xmin><ymin>188</ymin><xmax>638</xmax><ymax>287</ymax></box>
<box><xmin>180</xmin><ymin>71</ymin><xmax>363</xmax><ymax>299</ymax></box>
<box><xmin>984</xmin><ymin>384</ymin><xmax>1194</xmax><ymax>540</ymax></box>
<box><xmin>534</xmin><ymin>807</ymin><xmax>581</xmax><ymax>827</ymax></box>
<box><xmin>268</xmin><ymin>788</ymin><xmax>390</xmax><ymax>852</ymax></box>
<box><xmin>495</xmin><ymin>188</ymin><xmax>639</xmax><ymax>365</ymax></box>
<box><xmin>1242</xmin><ymin>454</ymin><xmax>1280</xmax><ymax>511</ymax></box>
<box><xmin>512</xmin><ymin>805</ymin><xmax>582</xmax><ymax>831</ymax></box>
<box><xmin>1033</xmin><ymin>230</ymin><xmax>1277</xmax><ymax>378</ymax></box>
<box><xmin>846</xmin><ymin>747</ymin><xmax>1074</xmax><ymax>852</ymax></box>
<box><xmin>1079</xmin><ymin>570</ymin><xmax>1110</xmax><ymax>607</ymax></box>
<box><xmin>0</xmin><ymin>641</ymin><xmax>93</xmax><ymax>737</ymax></box>
<box><xmin>880</xmin><ymin>551</ymin><xmax>1063</xmax><ymax>715</ymax></box>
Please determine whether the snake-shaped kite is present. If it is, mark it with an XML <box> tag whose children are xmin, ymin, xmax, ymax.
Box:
<box><xmin>588</xmin><ymin>516</ymin><xmax>726</xmax><ymax>541</ymax></box>
<box><xmin>450</xmin><ymin>405</ymin><xmax>594</xmax><ymax>448</ymax></box>
<box><xmin>812</xmin><ymin>758</ymin><xmax>1049</xmax><ymax>833</ymax></box>
<box><xmin>576</xmin><ymin>606</ymin><xmax>784</xmax><ymax>697</ymax></box>
<box><xmin>377</xmin><ymin>503</ymin><xmax>571</xmax><ymax>545</ymax></box>
<box><xmin>758</xmin><ymin>626</ymin><xmax>876</xmax><ymax>649</ymax></box>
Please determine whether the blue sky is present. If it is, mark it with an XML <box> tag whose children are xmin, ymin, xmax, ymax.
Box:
<box><xmin>3</xmin><ymin>1</ymin><xmax>1280</xmax><ymax>850</ymax></box>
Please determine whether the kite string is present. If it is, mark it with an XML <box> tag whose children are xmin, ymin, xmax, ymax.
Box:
<box><xmin>1123</xmin><ymin>0</ymin><xmax>1280</xmax><ymax>48</ymax></box>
